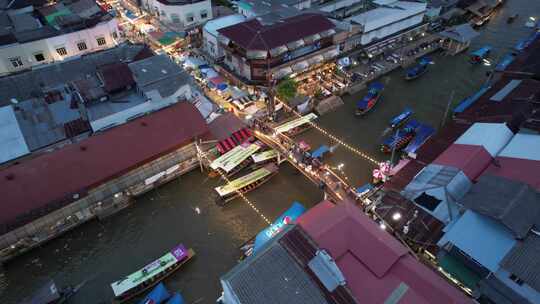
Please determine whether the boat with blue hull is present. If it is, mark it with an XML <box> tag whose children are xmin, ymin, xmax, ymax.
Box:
<box><xmin>381</xmin><ymin>120</ymin><xmax>419</xmax><ymax>153</ymax></box>
<box><xmin>495</xmin><ymin>53</ymin><xmax>516</xmax><ymax>71</ymax></box>
<box><xmin>470</xmin><ymin>46</ymin><xmax>492</xmax><ymax>64</ymax></box>
<box><xmin>405</xmin><ymin>57</ymin><xmax>431</xmax><ymax>80</ymax></box>
<box><xmin>355</xmin><ymin>82</ymin><xmax>384</xmax><ymax>116</ymax></box>
<box><xmin>138</xmin><ymin>283</ymin><xmax>171</xmax><ymax>304</ymax></box>
<box><xmin>389</xmin><ymin>108</ymin><xmax>413</xmax><ymax>129</ymax></box>
<box><xmin>166</xmin><ymin>292</ymin><xmax>186</xmax><ymax>304</ymax></box>
<box><xmin>403</xmin><ymin>123</ymin><xmax>435</xmax><ymax>156</ymax></box>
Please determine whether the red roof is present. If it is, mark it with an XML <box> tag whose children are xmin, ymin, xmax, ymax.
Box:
<box><xmin>486</xmin><ymin>157</ymin><xmax>540</xmax><ymax>190</ymax></box>
<box><xmin>298</xmin><ymin>201</ymin><xmax>472</xmax><ymax>304</ymax></box>
<box><xmin>0</xmin><ymin>103</ymin><xmax>211</xmax><ymax>233</ymax></box>
<box><xmin>218</xmin><ymin>13</ymin><xmax>335</xmax><ymax>51</ymax></box>
<box><xmin>433</xmin><ymin>144</ymin><xmax>492</xmax><ymax>181</ymax></box>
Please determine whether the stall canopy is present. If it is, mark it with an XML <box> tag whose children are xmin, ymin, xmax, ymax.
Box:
<box><xmin>209</xmin><ymin>76</ymin><xmax>228</xmax><ymax>91</ymax></box>
<box><xmin>200</xmin><ymin>68</ymin><xmax>219</xmax><ymax>79</ymax></box>
<box><xmin>183</xmin><ymin>57</ymin><xmax>207</xmax><ymax>69</ymax></box>
<box><xmin>292</xmin><ymin>60</ymin><xmax>309</xmax><ymax>72</ymax></box>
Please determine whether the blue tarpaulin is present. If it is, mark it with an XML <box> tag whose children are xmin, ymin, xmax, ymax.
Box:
<box><xmin>470</xmin><ymin>46</ymin><xmax>492</xmax><ymax>58</ymax></box>
<box><xmin>356</xmin><ymin>183</ymin><xmax>373</xmax><ymax>195</ymax></box>
<box><xmin>166</xmin><ymin>293</ymin><xmax>186</xmax><ymax>304</ymax></box>
<box><xmin>138</xmin><ymin>283</ymin><xmax>170</xmax><ymax>304</ymax></box>
<box><xmin>312</xmin><ymin>145</ymin><xmax>330</xmax><ymax>159</ymax></box>
<box><xmin>453</xmin><ymin>85</ymin><xmax>491</xmax><ymax>114</ymax></box>
<box><xmin>404</xmin><ymin>123</ymin><xmax>435</xmax><ymax>155</ymax></box>
<box><xmin>253</xmin><ymin>202</ymin><xmax>306</xmax><ymax>254</ymax></box>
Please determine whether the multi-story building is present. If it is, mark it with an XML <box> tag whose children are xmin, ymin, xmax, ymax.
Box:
<box><xmin>217</xmin><ymin>12</ymin><xmax>340</xmax><ymax>84</ymax></box>
<box><xmin>123</xmin><ymin>0</ymin><xmax>212</xmax><ymax>28</ymax></box>
<box><xmin>202</xmin><ymin>14</ymin><xmax>246</xmax><ymax>60</ymax></box>
<box><xmin>236</xmin><ymin>0</ymin><xmax>312</xmax><ymax>17</ymax></box>
<box><xmin>0</xmin><ymin>0</ymin><xmax>121</xmax><ymax>76</ymax></box>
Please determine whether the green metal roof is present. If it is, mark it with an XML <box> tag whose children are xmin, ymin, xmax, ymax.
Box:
<box><xmin>438</xmin><ymin>253</ymin><xmax>482</xmax><ymax>289</ymax></box>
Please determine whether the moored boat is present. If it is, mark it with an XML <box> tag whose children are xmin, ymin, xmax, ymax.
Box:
<box><xmin>210</xmin><ymin>143</ymin><xmax>261</xmax><ymax>177</ymax></box>
<box><xmin>111</xmin><ymin>244</ymin><xmax>195</xmax><ymax>303</ymax></box>
<box><xmin>355</xmin><ymin>82</ymin><xmax>384</xmax><ymax>116</ymax></box>
<box><xmin>389</xmin><ymin>108</ymin><xmax>413</xmax><ymax>129</ymax></box>
<box><xmin>137</xmin><ymin>283</ymin><xmax>170</xmax><ymax>304</ymax></box>
<box><xmin>470</xmin><ymin>45</ymin><xmax>492</xmax><ymax>64</ymax></box>
<box><xmin>251</xmin><ymin>149</ymin><xmax>279</xmax><ymax>167</ymax></box>
<box><xmin>403</xmin><ymin>122</ymin><xmax>435</xmax><ymax>157</ymax></box>
<box><xmin>381</xmin><ymin>120</ymin><xmax>419</xmax><ymax>153</ymax></box>
<box><xmin>215</xmin><ymin>163</ymin><xmax>279</xmax><ymax>206</ymax></box>
<box><xmin>405</xmin><ymin>57</ymin><xmax>431</xmax><ymax>80</ymax></box>
<box><xmin>273</xmin><ymin>113</ymin><xmax>318</xmax><ymax>137</ymax></box>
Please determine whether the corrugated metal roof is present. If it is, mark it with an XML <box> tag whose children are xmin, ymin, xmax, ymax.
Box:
<box><xmin>402</xmin><ymin>164</ymin><xmax>471</xmax><ymax>224</ymax></box>
<box><xmin>454</xmin><ymin>123</ymin><xmax>513</xmax><ymax>157</ymax></box>
<box><xmin>297</xmin><ymin>201</ymin><xmax>472</xmax><ymax>303</ymax></box>
<box><xmin>203</xmin><ymin>14</ymin><xmax>245</xmax><ymax>37</ymax></box>
<box><xmin>500</xmin><ymin>234</ymin><xmax>540</xmax><ymax>292</ymax></box>
<box><xmin>221</xmin><ymin>225</ymin><xmax>330</xmax><ymax>304</ymax></box>
<box><xmin>490</xmin><ymin>80</ymin><xmax>522</xmax><ymax>102</ymax></box>
<box><xmin>0</xmin><ymin>102</ymin><xmax>210</xmax><ymax>234</ymax></box>
<box><xmin>0</xmin><ymin>105</ymin><xmax>30</xmax><ymax>163</ymax></box>
<box><xmin>498</xmin><ymin>133</ymin><xmax>540</xmax><ymax>161</ymax></box>
<box><xmin>460</xmin><ymin>175</ymin><xmax>540</xmax><ymax>239</ymax></box>
<box><xmin>477</xmin><ymin>274</ymin><xmax>532</xmax><ymax>304</ymax></box>
<box><xmin>433</xmin><ymin>144</ymin><xmax>492</xmax><ymax>181</ymax></box>
<box><xmin>437</xmin><ymin>210</ymin><xmax>516</xmax><ymax>272</ymax></box>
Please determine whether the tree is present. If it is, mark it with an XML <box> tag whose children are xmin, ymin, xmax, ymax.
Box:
<box><xmin>276</xmin><ymin>77</ymin><xmax>298</xmax><ymax>102</ymax></box>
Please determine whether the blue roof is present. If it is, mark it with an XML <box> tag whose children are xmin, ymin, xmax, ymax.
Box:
<box><xmin>437</xmin><ymin>210</ymin><xmax>516</xmax><ymax>272</ymax></box>
<box><xmin>495</xmin><ymin>53</ymin><xmax>516</xmax><ymax>72</ymax></box>
<box><xmin>453</xmin><ymin>85</ymin><xmax>491</xmax><ymax>114</ymax></box>
<box><xmin>138</xmin><ymin>283</ymin><xmax>170</xmax><ymax>304</ymax></box>
<box><xmin>356</xmin><ymin>183</ymin><xmax>373</xmax><ymax>194</ymax></box>
<box><xmin>470</xmin><ymin>45</ymin><xmax>492</xmax><ymax>57</ymax></box>
<box><xmin>166</xmin><ymin>293</ymin><xmax>186</xmax><ymax>304</ymax></box>
<box><xmin>403</xmin><ymin>123</ymin><xmax>435</xmax><ymax>155</ymax></box>
<box><xmin>311</xmin><ymin>145</ymin><xmax>329</xmax><ymax>159</ymax></box>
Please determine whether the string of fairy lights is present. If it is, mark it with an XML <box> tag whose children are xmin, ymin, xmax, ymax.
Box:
<box><xmin>199</xmin><ymin>150</ymin><xmax>272</xmax><ymax>225</ymax></box>
<box><xmin>277</xmin><ymin>100</ymin><xmax>381</xmax><ymax>166</ymax></box>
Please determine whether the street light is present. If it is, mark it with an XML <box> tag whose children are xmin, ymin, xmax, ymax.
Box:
<box><xmin>392</xmin><ymin>212</ymin><xmax>402</xmax><ymax>221</ymax></box>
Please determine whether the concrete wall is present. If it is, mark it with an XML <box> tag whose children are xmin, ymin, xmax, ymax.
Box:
<box><xmin>0</xmin><ymin>18</ymin><xmax>120</xmax><ymax>76</ymax></box>
<box><xmin>142</xmin><ymin>0</ymin><xmax>212</xmax><ymax>27</ymax></box>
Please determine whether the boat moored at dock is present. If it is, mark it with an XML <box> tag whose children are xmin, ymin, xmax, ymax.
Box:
<box><xmin>405</xmin><ymin>57</ymin><xmax>431</xmax><ymax>80</ymax></box>
<box><xmin>215</xmin><ymin>163</ymin><xmax>278</xmax><ymax>206</ymax></box>
<box><xmin>251</xmin><ymin>149</ymin><xmax>279</xmax><ymax>167</ymax></box>
<box><xmin>355</xmin><ymin>82</ymin><xmax>384</xmax><ymax>116</ymax></box>
<box><xmin>273</xmin><ymin>113</ymin><xmax>318</xmax><ymax>137</ymax></box>
<box><xmin>110</xmin><ymin>244</ymin><xmax>195</xmax><ymax>303</ymax></box>
<box><xmin>210</xmin><ymin>143</ymin><xmax>261</xmax><ymax>177</ymax></box>
<box><xmin>470</xmin><ymin>46</ymin><xmax>492</xmax><ymax>64</ymax></box>
<box><xmin>137</xmin><ymin>283</ymin><xmax>170</xmax><ymax>304</ymax></box>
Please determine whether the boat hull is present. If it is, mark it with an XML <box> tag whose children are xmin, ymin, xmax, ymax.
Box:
<box><xmin>216</xmin><ymin>169</ymin><xmax>278</xmax><ymax>206</ymax></box>
<box><xmin>405</xmin><ymin>67</ymin><xmax>427</xmax><ymax>80</ymax></box>
<box><xmin>112</xmin><ymin>249</ymin><xmax>196</xmax><ymax>304</ymax></box>
<box><xmin>355</xmin><ymin>94</ymin><xmax>381</xmax><ymax>116</ymax></box>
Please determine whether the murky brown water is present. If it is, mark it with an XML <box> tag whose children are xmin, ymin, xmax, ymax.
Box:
<box><xmin>1</xmin><ymin>1</ymin><xmax>539</xmax><ymax>303</ymax></box>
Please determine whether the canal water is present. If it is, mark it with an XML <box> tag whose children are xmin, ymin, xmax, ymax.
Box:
<box><xmin>2</xmin><ymin>1</ymin><xmax>539</xmax><ymax>303</ymax></box>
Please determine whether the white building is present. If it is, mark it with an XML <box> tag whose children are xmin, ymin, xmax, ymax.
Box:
<box><xmin>236</xmin><ymin>0</ymin><xmax>311</xmax><ymax>17</ymax></box>
<box><xmin>139</xmin><ymin>0</ymin><xmax>212</xmax><ymax>28</ymax></box>
<box><xmin>0</xmin><ymin>105</ymin><xmax>30</xmax><ymax>164</ymax></box>
<box><xmin>0</xmin><ymin>0</ymin><xmax>121</xmax><ymax>76</ymax></box>
<box><xmin>203</xmin><ymin>14</ymin><xmax>246</xmax><ymax>59</ymax></box>
<box><xmin>346</xmin><ymin>0</ymin><xmax>427</xmax><ymax>46</ymax></box>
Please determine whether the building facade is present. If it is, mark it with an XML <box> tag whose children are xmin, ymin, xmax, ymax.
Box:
<box><xmin>217</xmin><ymin>13</ymin><xmax>340</xmax><ymax>84</ymax></box>
<box><xmin>0</xmin><ymin>0</ymin><xmax>121</xmax><ymax>76</ymax></box>
<box><xmin>203</xmin><ymin>14</ymin><xmax>246</xmax><ymax>59</ymax></box>
<box><xmin>139</xmin><ymin>0</ymin><xmax>212</xmax><ymax>28</ymax></box>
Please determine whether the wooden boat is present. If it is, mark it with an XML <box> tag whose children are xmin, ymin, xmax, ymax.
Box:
<box><xmin>210</xmin><ymin>143</ymin><xmax>261</xmax><ymax>177</ymax></box>
<box><xmin>405</xmin><ymin>58</ymin><xmax>430</xmax><ymax>80</ymax></box>
<box><xmin>507</xmin><ymin>14</ymin><xmax>518</xmax><ymax>23</ymax></box>
<box><xmin>250</xmin><ymin>149</ymin><xmax>279</xmax><ymax>168</ymax></box>
<box><xmin>389</xmin><ymin>108</ymin><xmax>413</xmax><ymax>129</ymax></box>
<box><xmin>111</xmin><ymin>244</ymin><xmax>195</xmax><ymax>303</ymax></box>
<box><xmin>20</xmin><ymin>279</ymin><xmax>85</xmax><ymax>304</ymax></box>
<box><xmin>215</xmin><ymin>163</ymin><xmax>278</xmax><ymax>206</ymax></box>
<box><xmin>470</xmin><ymin>46</ymin><xmax>492</xmax><ymax>64</ymax></box>
<box><xmin>403</xmin><ymin>122</ymin><xmax>435</xmax><ymax>157</ymax></box>
<box><xmin>355</xmin><ymin>82</ymin><xmax>383</xmax><ymax>116</ymax></box>
<box><xmin>274</xmin><ymin>113</ymin><xmax>318</xmax><ymax>137</ymax></box>
<box><xmin>380</xmin><ymin>120</ymin><xmax>419</xmax><ymax>153</ymax></box>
